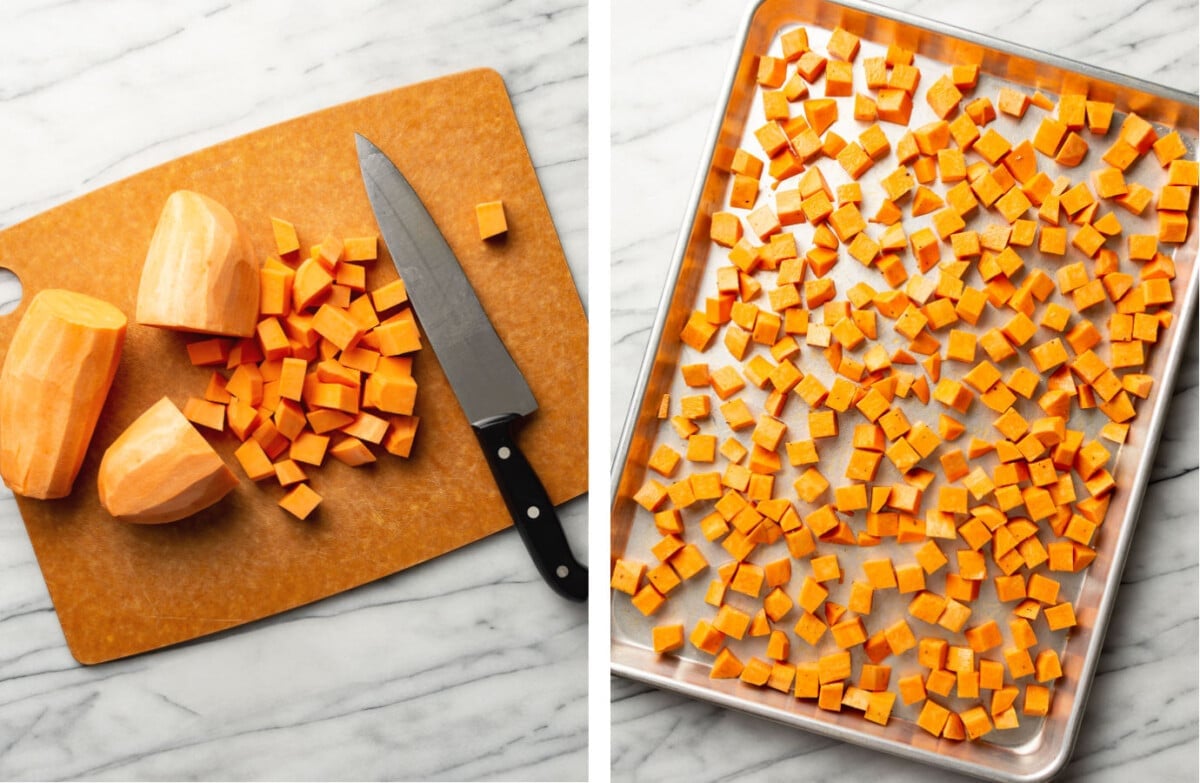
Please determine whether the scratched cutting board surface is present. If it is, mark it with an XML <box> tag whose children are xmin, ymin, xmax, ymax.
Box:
<box><xmin>0</xmin><ymin>68</ymin><xmax>588</xmax><ymax>665</ymax></box>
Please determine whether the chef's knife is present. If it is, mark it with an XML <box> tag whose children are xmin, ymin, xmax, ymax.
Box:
<box><xmin>355</xmin><ymin>133</ymin><xmax>587</xmax><ymax>601</ymax></box>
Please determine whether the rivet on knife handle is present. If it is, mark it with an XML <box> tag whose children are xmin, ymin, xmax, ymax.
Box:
<box><xmin>473</xmin><ymin>414</ymin><xmax>588</xmax><ymax>601</ymax></box>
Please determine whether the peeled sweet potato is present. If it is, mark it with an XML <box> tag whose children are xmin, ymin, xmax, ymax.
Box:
<box><xmin>0</xmin><ymin>289</ymin><xmax>126</xmax><ymax>499</ymax></box>
<box><xmin>136</xmin><ymin>190</ymin><xmax>258</xmax><ymax>337</ymax></box>
<box><xmin>98</xmin><ymin>396</ymin><xmax>238</xmax><ymax>524</ymax></box>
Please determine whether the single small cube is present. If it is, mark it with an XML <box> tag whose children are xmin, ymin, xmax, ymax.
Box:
<box><xmin>651</xmin><ymin>624</ymin><xmax>685</xmax><ymax>654</ymax></box>
<box><xmin>279</xmin><ymin>482</ymin><xmax>322</xmax><ymax>520</ymax></box>
<box><xmin>631</xmin><ymin>584</ymin><xmax>666</xmax><ymax>616</ymax></box>
<box><xmin>271</xmin><ymin>217</ymin><xmax>301</xmax><ymax>257</ymax></box>
<box><xmin>475</xmin><ymin>200</ymin><xmax>508</xmax><ymax>240</ymax></box>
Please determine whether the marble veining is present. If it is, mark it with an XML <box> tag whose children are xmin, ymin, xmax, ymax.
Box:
<box><xmin>0</xmin><ymin>1</ymin><xmax>587</xmax><ymax>781</ymax></box>
<box><xmin>610</xmin><ymin>0</ymin><xmax>1199</xmax><ymax>780</ymax></box>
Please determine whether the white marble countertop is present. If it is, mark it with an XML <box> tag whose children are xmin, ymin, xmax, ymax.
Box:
<box><xmin>611</xmin><ymin>1</ymin><xmax>1198</xmax><ymax>781</ymax></box>
<box><xmin>0</xmin><ymin>1</ymin><xmax>587</xmax><ymax>781</ymax></box>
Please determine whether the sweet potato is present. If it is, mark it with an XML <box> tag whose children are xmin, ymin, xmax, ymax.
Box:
<box><xmin>475</xmin><ymin>201</ymin><xmax>508</xmax><ymax>240</ymax></box>
<box><xmin>136</xmin><ymin>190</ymin><xmax>258</xmax><ymax>337</ymax></box>
<box><xmin>98</xmin><ymin>396</ymin><xmax>238</xmax><ymax>524</ymax></box>
<box><xmin>0</xmin><ymin>289</ymin><xmax>126</xmax><ymax>498</ymax></box>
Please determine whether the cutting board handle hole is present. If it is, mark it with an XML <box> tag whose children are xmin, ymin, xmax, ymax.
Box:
<box><xmin>0</xmin><ymin>268</ymin><xmax>21</xmax><ymax>315</ymax></box>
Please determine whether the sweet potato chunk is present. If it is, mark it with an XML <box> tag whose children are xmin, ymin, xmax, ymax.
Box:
<box><xmin>0</xmin><ymin>290</ymin><xmax>127</xmax><ymax>499</ymax></box>
<box><xmin>98</xmin><ymin>397</ymin><xmax>238</xmax><ymax>524</ymax></box>
<box><xmin>137</xmin><ymin>190</ymin><xmax>258</xmax><ymax>337</ymax></box>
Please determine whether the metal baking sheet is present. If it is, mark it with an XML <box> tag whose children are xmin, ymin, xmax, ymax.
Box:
<box><xmin>609</xmin><ymin>1</ymin><xmax>1199</xmax><ymax>780</ymax></box>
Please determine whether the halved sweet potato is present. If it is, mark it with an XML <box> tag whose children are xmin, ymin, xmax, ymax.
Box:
<box><xmin>136</xmin><ymin>190</ymin><xmax>258</xmax><ymax>337</ymax></box>
<box><xmin>0</xmin><ymin>289</ymin><xmax>126</xmax><ymax>499</ymax></box>
<box><xmin>98</xmin><ymin>396</ymin><xmax>238</xmax><ymax>524</ymax></box>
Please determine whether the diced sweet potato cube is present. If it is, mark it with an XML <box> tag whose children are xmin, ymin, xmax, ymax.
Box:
<box><xmin>326</xmin><ymin>434</ymin><xmax>374</xmax><ymax>467</ymax></box>
<box><xmin>272</xmin><ymin>458</ymin><xmax>307</xmax><ymax>487</ymax></box>
<box><xmin>713</xmin><ymin>604</ymin><xmax>752</xmax><ymax>640</ymax></box>
<box><xmin>375</xmin><ymin>414</ymin><xmax>418</xmax><ymax>458</ymax></box>
<box><xmin>230</xmin><ymin>438</ymin><xmax>273</xmax><ymax>482</ymax></box>
<box><xmin>926</xmin><ymin>74</ymin><xmax>963</xmax><ymax>119</ymax></box>
<box><xmin>917</xmin><ymin>700</ymin><xmax>951</xmax><ymax>736</ymax></box>
<box><xmin>278</xmin><ymin>481</ymin><xmax>322</xmax><ymax>520</ymax></box>
<box><xmin>374</xmin><ymin>313</ymin><xmax>422</xmax><ymax>356</ymax></box>
<box><xmin>187</xmin><ymin>337</ymin><xmax>234</xmax><ymax>367</ymax></box>
<box><xmin>650</xmin><ymin>623</ymin><xmax>685</xmax><ymax>655</ymax></box>
<box><xmin>994</xmin><ymin>86</ymin><xmax>1028</xmax><ymax>118</ymax></box>
<box><xmin>877</xmin><ymin>88</ymin><xmax>913</xmax><ymax>125</ymax></box>
<box><xmin>180</xmin><ymin>395</ymin><xmax>225</xmax><ymax>432</ymax></box>
<box><xmin>960</xmin><ymin>705</ymin><xmax>994</xmax><ymax>740</ymax></box>
<box><xmin>340</xmin><ymin>236</ymin><xmax>377</xmax><ymax>263</ymax></box>
<box><xmin>1083</xmin><ymin>99</ymin><xmax>1114</xmax><ymax>134</ymax></box>
<box><xmin>1055</xmin><ymin>132</ymin><xmax>1089</xmax><ymax>167</ymax></box>
<box><xmin>268</xmin><ymin>217</ymin><xmax>300</xmax><ymax>258</ymax></box>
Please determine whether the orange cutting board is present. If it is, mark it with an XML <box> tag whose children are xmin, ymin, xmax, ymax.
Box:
<box><xmin>0</xmin><ymin>68</ymin><xmax>588</xmax><ymax>664</ymax></box>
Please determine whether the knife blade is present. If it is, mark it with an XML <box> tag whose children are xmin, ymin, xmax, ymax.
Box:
<box><xmin>355</xmin><ymin>133</ymin><xmax>587</xmax><ymax>602</ymax></box>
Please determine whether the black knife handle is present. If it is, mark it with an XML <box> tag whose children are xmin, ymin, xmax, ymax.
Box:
<box><xmin>473</xmin><ymin>414</ymin><xmax>587</xmax><ymax>601</ymax></box>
